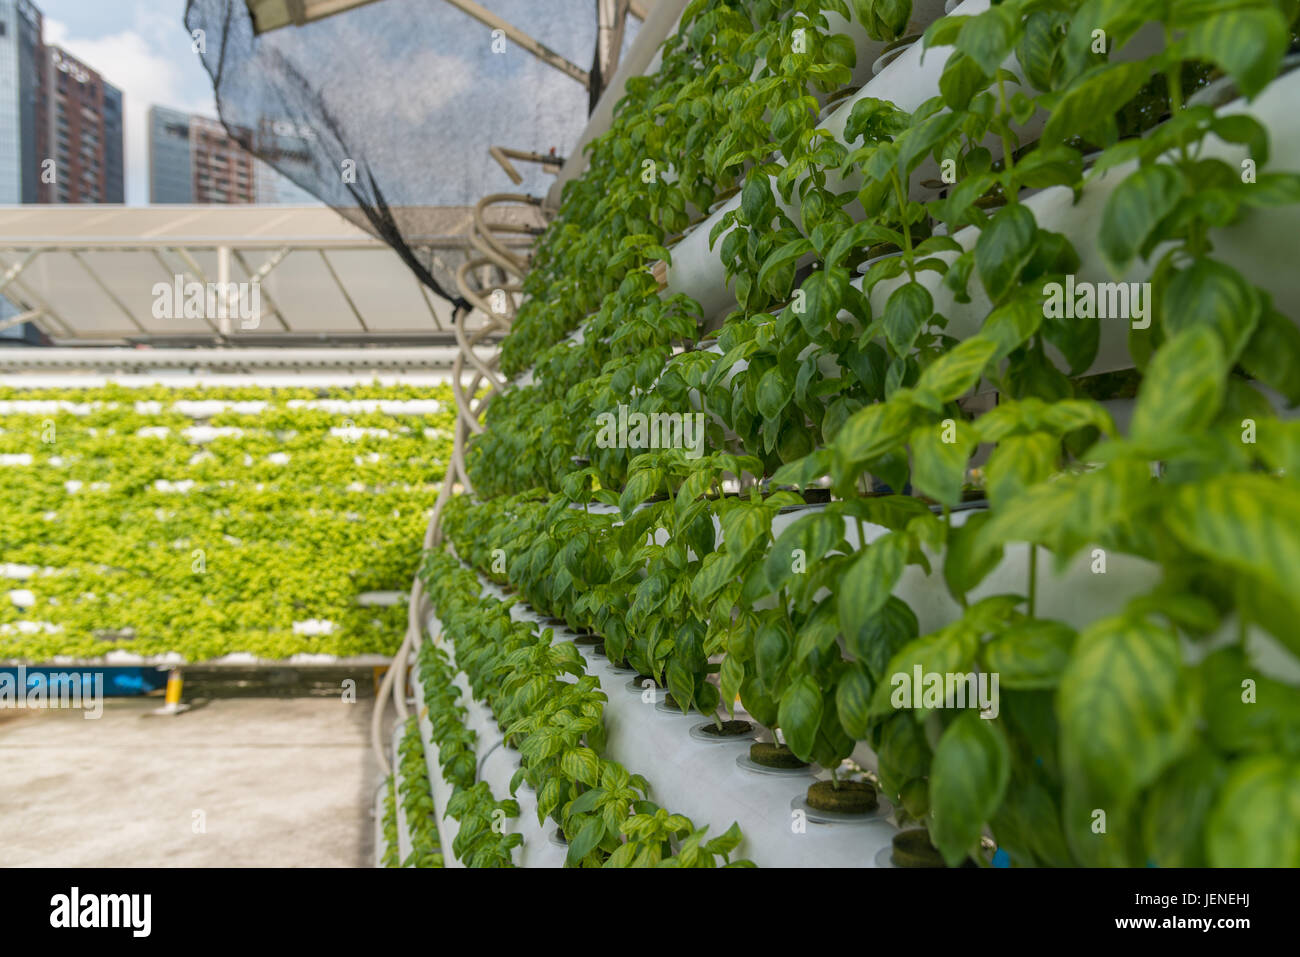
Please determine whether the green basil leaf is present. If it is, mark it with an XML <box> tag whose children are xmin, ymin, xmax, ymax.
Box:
<box><xmin>883</xmin><ymin>281</ymin><xmax>933</xmax><ymax>356</ymax></box>
<box><xmin>929</xmin><ymin>712</ymin><xmax>1011</xmax><ymax>866</ymax></box>
<box><xmin>1129</xmin><ymin>325</ymin><xmax>1226</xmax><ymax>444</ymax></box>
<box><xmin>1057</xmin><ymin>615</ymin><xmax>1198</xmax><ymax>804</ymax></box>
<box><xmin>1098</xmin><ymin>163</ymin><xmax>1185</xmax><ymax>272</ymax></box>
<box><xmin>778</xmin><ymin>675</ymin><xmax>824</xmax><ymax>761</ymax></box>
<box><xmin>838</xmin><ymin>531</ymin><xmax>909</xmax><ymax>639</ymax></box>
<box><xmin>1206</xmin><ymin>756</ymin><xmax>1300</xmax><ymax>866</ymax></box>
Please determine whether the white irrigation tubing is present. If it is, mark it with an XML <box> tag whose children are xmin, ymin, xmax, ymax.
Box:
<box><xmin>372</xmin><ymin>193</ymin><xmax>541</xmax><ymax>773</ymax></box>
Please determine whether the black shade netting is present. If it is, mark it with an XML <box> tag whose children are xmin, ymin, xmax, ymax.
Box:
<box><xmin>184</xmin><ymin>0</ymin><xmax>623</xmax><ymax>310</ymax></box>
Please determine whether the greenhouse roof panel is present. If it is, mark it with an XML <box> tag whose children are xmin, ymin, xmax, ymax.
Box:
<box><xmin>0</xmin><ymin>204</ymin><xmax>540</xmax><ymax>345</ymax></box>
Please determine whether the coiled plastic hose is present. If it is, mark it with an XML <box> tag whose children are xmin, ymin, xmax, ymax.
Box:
<box><xmin>370</xmin><ymin>193</ymin><xmax>544</xmax><ymax>772</ymax></box>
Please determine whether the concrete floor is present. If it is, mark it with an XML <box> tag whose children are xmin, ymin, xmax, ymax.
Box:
<box><xmin>0</xmin><ymin>696</ymin><xmax>388</xmax><ymax>866</ymax></box>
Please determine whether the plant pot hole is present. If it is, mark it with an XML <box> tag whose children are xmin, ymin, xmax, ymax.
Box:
<box><xmin>702</xmin><ymin>719</ymin><xmax>754</xmax><ymax>737</ymax></box>
<box><xmin>892</xmin><ymin>828</ymin><xmax>945</xmax><ymax>867</ymax></box>
<box><xmin>806</xmin><ymin>779</ymin><xmax>877</xmax><ymax>815</ymax></box>
<box><xmin>890</xmin><ymin>828</ymin><xmax>976</xmax><ymax>868</ymax></box>
<box><xmin>749</xmin><ymin>741</ymin><xmax>809</xmax><ymax>769</ymax></box>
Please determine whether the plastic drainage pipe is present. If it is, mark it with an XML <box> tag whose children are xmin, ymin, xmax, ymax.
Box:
<box><xmin>771</xmin><ymin>504</ymin><xmax>1162</xmax><ymax>635</ymax></box>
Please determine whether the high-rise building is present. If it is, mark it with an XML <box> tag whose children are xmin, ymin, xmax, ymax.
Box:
<box><xmin>102</xmin><ymin>81</ymin><xmax>122</xmax><ymax>202</ymax></box>
<box><xmin>150</xmin><ymin>107</ymin><xmax>256</xmax><ymax>204</ymax></box>
<box><xmin>252</xmin><ymin>115</ymin><xmax>318</xmax><ymax>204</ymax></box>
<box><xmin>148</xmin><ymin>104</ymin><xmax>193</xmax><ymax>203</ymax></box>
<box><xmin>190</xmin><ymin>113</ymin><xmax>256</xmax><ymax>204</ymax></box>
<box><xmin>0</xmin><ymin>0</ymin><xmax>46</xmax><ymax>204</ymax></box>
<box><xmin>0</xmin><ymin>0</ymin><xmax>123</xmax><ymax>206</ymax></box>
<box><xmin>0</xmin><ymin>0</ymin><xmax>42</xmax><ymax>343</ymax></box>
<box><xmin>42</xmin><ymin>45</ymin><xmax>123</xmax><ymax>204</ymax></box>
<box><xmin>1</xmin><ymin>1</ymin><xmax>126</xmax><ymax>341</ymax></box>
<box><xmin>150</xmin><ymin>106</ymin><xmax>318</xmax><ymax>205</ymax></box>
<box><xmin>254</xmin><ymin>158</ymin><xmax>319</xmax><ymax>204</ymax></box>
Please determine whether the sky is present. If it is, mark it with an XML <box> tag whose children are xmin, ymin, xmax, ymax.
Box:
<box><xmin>36</xmin><ymin>0</ymin><xmax>623</xmax><ymax>207</ymax></box>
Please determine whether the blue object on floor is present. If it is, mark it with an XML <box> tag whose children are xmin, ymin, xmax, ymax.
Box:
<box><xmin>0</xmin><ymin>666</ymin><xmax>168</xmax><ymax>697</ymax></box>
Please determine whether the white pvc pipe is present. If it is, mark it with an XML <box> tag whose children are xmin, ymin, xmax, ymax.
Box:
<box><xmin>661</xmin><ymin>3</ymin><xmax>1184</xmax><ymax>335</ymax></box>
<box><xmin>373</xmin><ymin>781</ymin><xmax>387</xmax><ymax>868</ymax></box>
<box><xmin>661</xmin><ymin>0</ymin><xmax>986</xmax><ymax>322</ymax></box>
<box><xmin>391</xmin><ymin>723</ymin><xmax>415</xmax><ymax>867</ymax></box>
<box><xmin>865</xmin><ymin>70</ymin><xmax>1300</xmax><ymax>380</ymax></box>
<box><xmin>455</xmin><ymin>500</ymin><xmax>1297</xmax><ymax>867</ymax></box>
<box><xmin>0</xmin><ymin>346</ymin><xmax>461</xmax><ymax>369</ymax></box>
<box><xmin>410</xmin><ymin>656</ymin><xmax>464</xmax><ymax>869</ymax></box>
<box><xmin>417</xmin><ymin>613</ymin><xmax>566</xmax><ymax>867</ymax></box>
<box><xmin>482</xmin><ymin>576</ymin><xmax>894</xmax><ymax>866</ymax></box>
<box><xmin>547</xmin><ymin>0</ymin><xmax>693</xmax><ymax>206</ymax></box>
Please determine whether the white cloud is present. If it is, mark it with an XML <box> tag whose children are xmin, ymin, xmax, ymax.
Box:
<box><xmin>45</xmin><ymin>17</ymin><xmax>214</xmax><ymax>204</ymax></box>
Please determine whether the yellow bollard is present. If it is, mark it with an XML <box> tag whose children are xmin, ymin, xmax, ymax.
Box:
<box><xmin>149</xmin><ymin>668</ymin><xmax>191</xmax><ymax>716</ymax></box>
<box><xmin>165</xmin><ymin>669</ymin><xmax>183</xmax><ymax>707</ymax></box>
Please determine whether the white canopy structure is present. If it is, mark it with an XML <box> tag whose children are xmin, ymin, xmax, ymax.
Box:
<box><xmin>0</xmin><ymin>204</ymin><xmax>542</xmax><ymax>351</ymax></box>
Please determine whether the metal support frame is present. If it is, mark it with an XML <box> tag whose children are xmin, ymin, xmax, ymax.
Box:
<box><xmin>217</xmin><ymin>245</ymin><xmax>233</xmax><ymax>337</ymax></box>
<box><xmin>440</xmin><ymin>0</ymin><xmax>590</xmax><ymax>87</ymax></box>
<box><xmin>245</xmin><ymin>245</ymin><xmax>292</xmax><ymax>283</ymax></box>
<box><xmin>489</xmin><ymin>146</ymin><xmax>565</xmax><ymax>186</ymax></box>
<box><xmin>416</xmin><ymin>283</ymin><xmax>446</xmax><ymax>332</ymax></box>
<box><xmin>318</xmin><ymin>249</ymin><xmax>369</xmax><ymax>332</ymax></box>
<box><xmin>249</xmin><ymin>0</ymin><xmax>649</xmax><ymax>35</ymax></box>
<box><xmin>68</xmin><ymin>251</ymin><xmax>147</xmax><ymax>334</ymax></box>
<box><xmin>0</xmin><ymin>256</ymin><xmax>74</xmax><ymax>338</ymax></box>
<box><xmin>152</xmin><ymin>248</ymin><xmax>221</xmax><ymax>335</ymax></box>
<box><xmin>232</xmin><ymin>249</ymin><xmax>293</xmax><ymax>331</ymax></box>
<box><xmin>0</xmin><ymin>345</ymin><xmax>462</xmax><ymax>372</ymax></box>
<box><xmin>0</xmin><ymin>250</ymin><xmax>38</xmax><ymax>296</ymax></box>
<box><xmin>0</xmin><ymin>308</ymin><xmax>41</xmax><ymax>333</ymax></box>
<box><xmin>596</xmin><ymin>0</ymin><xmax>633</xmax><ymax>94</ymax></box>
